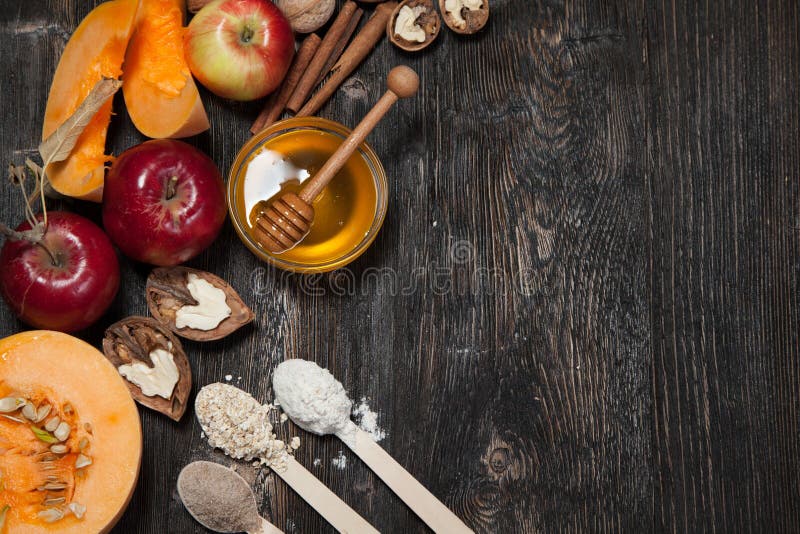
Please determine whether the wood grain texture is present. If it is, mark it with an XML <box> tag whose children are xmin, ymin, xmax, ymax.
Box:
<box><xmin>646</xmin><ymin>1</ymin><xmax>800</xmax><ymax>532</ymax></box>
<box><xmin>0</xmin><ymin>0</ymin><xmax>797</xmax><ymax>533</ymax></box>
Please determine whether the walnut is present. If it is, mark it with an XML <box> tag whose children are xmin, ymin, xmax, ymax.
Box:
<box><xmin>388</xmin><ymin>0</ymin><xmax>441</xmax><ymax>52</ymax></box>
<box><xmin>440</xmin><ymin>0</ymin><xmax>489</xmax><ymax>34</ymax></box>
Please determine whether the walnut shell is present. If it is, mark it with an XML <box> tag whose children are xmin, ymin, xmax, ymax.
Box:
<box><xmin>103</xmin><ymin>317</ymin><xmax>191</xmax><ymax>422</ymax></box>
<box><xmin>146</xmin><ymin>267</ymin><xmax>254</xmax><ymax>342</ymax></box>
<box><xmin>438</xmin><ymin>0</ymin><xmax>489</xmax><ymax>34</ymax></box>
<box><xmin>274</xmin><ymin>0</ymin><xmax>335</xmax><ymax>34</ymax></box>
<box><xmin>388</xmin><ymin>0</ymin><xmax>441</xmax><ymax>52</ymax></box>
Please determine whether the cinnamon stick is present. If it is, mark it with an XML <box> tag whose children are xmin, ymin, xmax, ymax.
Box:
<box><xmin>251</xmin><ymin>34</ymin><xmax>322</xmax><ymax>134</ymax></box>
<box><xmin>314</xmin><ymin>8</ymin><xmax>363</xmax><ymax>87</ymax></box>
<box><xmin>187</xmin><ymin>0</ymin><xmax>211</xmax><ymax>13</ymax></box>
<box><xmin>286</xmin><ymin>1</ymin><xmax>359</xmax><ymax>113</ymax></box>
<box><xmin>297</xmin><ymin>2</ymin><xmax>397</xmax><ymax>118</ymax></box>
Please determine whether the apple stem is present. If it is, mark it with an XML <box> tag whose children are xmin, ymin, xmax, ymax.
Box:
<box><xmin>166</xmin><ymin>175</ymin><xmax>179</xmax><ymax>200</ymax></box>
<box><xmin>37</xmin><ymin>242</ymin><xmax>61</xmax><ymax>267</ymax></box>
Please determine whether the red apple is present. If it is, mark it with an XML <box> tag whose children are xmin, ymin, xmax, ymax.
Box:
<box><xmin>102</xmin><ymin>139</ymin><xmax>226</xmax><ymax>266</ymax></box>
<box><xmin>185</xmin><ymin>0</ymin><xmax>295</xmax><ymax>101</ymax></box>
<box><xmin>0</xmin><ymin>211</ymin><xmax>120</xmax><ymax>332</ymax></box>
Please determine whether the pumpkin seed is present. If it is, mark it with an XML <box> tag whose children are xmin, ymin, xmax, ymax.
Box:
<box><xmin>84</xmin><ymin>422</ymin><xmax>92</xmax><ymax>434</ymax></box>
<box><xmin>38</xmin><ymin>507</ymin><xmax>64</xmax><ymax>523</ymax></box>
<box><xmin>42</xmin><ymin>482</ymin><xmax>67</xmax><ymax>491</ymax></box>
<box><xmin>78</xmin><ymin>437</ymin><xmax>89</xmax><ymax>450</ymax></box>
<box><xmin>21</xmin><ymin>402</ymin><xmax>37</xmax><ymax>421</ymax></box>
<box><xmin>44</xmin><ymin>416</ymin><xmax>60</xmax><ymax>432</ymax></box>
<box><xmin>43</xmin><ymin>496</ymin><xmax>65</xmax><ymax>506</ymax></box>
<box><xmin>0</xmin><ymin>414</ymin><xmax>25</xmax><ymax>423</ymax></box>
<box><xmin>0</xmin><ymin>397</ymin><xmax>24</xmax><ymax>413</ymax></box>
<box><xmin>75</xmin><ymin>454</ymin><xmax>92</xmax><ymax>469</ymax></box>
<box><xmin>63</xmin><ymin>403</ymin><xmax>73</xmax><ymax>415</ymax></box>
<box><xmin>50</xmin><ymin>444</ymin><xmax>68</xmax><ymax>454</ymax></box>
<box><xmin>31</xmin><ymin>426</ymin><xmax>58</xmax><ymax>444</ymax></box>
<box><xmin>42</xmin><ymin>464</ymin><xmax>57</xmax><ymax>471</ymax></box>
<box><xmin>68</xmin><ymin>502</ymin><xmax>86</xmax><ymax>519</ymax></box>
<box><xmin>35</xmin><ymin>404</ymin><xmax>52</xmax><ymax>423</ymax></box>
<box><xmin>53</xmin><ymin>422</ymin><xmax>71</xmax><ymax>442</ymax></box>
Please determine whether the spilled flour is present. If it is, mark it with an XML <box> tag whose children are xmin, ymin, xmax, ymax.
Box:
<box><xmin>352</xmin><ymin>398</ymin><xmax>386</xmax><ymax>442</ymax></box>
<box><xmin>331</xmin><ymin>450</ymin><xmax>347</xmax><ymax>470</ymax></box>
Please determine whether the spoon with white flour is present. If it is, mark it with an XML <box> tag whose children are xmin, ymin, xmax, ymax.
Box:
<box><xmin>272</xmin><ymin>359</ymin><xmax>474</xmax><ymax>534</ymax></box>
<box><xmin>177</xmin><ymin>461</ymin><xmax>283</xmax><ymax>534</ymax></box>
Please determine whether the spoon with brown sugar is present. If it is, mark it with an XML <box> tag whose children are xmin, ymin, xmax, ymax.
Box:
<box><xmin>253</xmin><ymin>65</ymin><xmax>419</xmax><ymax>254</ymax></box>
<box><xmin>177</xmin><ymin>461</ymin><xmax>284</xmax><ymax>534</ymax></box>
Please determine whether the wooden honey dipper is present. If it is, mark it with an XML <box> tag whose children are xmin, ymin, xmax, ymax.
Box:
<box><xmin>253</xmin><ymin>65</ymin><xmax>420</xmax><ymax>254</ymax></box>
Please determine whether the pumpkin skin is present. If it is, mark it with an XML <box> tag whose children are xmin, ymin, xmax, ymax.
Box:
<box><xmin>41</xmin><ymin>0</ymin><xmax>139</xmax><ymax>202</ymax></box>
<box><xmin>0</xmin><ymin>330</ymin><xmax>142</xmax><ymax>533</ymax></box>
<box><xmin>123</xmin><ymin>0</ymin><xmax>210</xmax><ymax>139</ymax></box>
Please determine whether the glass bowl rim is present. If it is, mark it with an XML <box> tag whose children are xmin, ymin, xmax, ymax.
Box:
<box><xmin>227</xmin><ymin>116</ymin><xmax>388</xmax><ymax>273</ymax></box>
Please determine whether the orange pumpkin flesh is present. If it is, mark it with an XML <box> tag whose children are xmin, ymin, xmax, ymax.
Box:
<box><xmin>123</xmin><ymin>0</ymin><xmax>210</xmax><ymax>139</ymax></box>
<box><xmin>41</xmin><ymin>0</ymin><xmax>139</xmax><ymax>203</ymax></box>
<box><xmin>0</xmin><ymin>331</ymin><xmax>142</xmax><ymax>533</ymax></box>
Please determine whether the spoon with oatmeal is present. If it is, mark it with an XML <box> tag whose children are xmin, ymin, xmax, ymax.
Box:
<box><xmin>195</xmin><ymin>383</ymin><xmax>379</xmax><ymax>534</ymax></box>
<box><xmin>272</xmin><ymin>359</ymin><xmax>474</xmax><ymax>534</ymax></box>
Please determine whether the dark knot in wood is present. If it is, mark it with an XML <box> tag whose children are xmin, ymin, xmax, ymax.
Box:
<box><xmin>489</xmin><ymin>447</ymin><xmax>511</xmax><ymax>474</ymax></box>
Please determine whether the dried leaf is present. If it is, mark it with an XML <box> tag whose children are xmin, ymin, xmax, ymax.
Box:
<box><xmin>8</xmin><ymin>163</ymin><xmax>26</xmax><ymax>185</ymax></box>
<box><xmin>0</xmin><ymin>504</ymin><xmax>9</xmax><ymax>530</ymax></box>
<box><xmin>0</xmin><ymin>221</ymin><xmax>45</xmax><ymax>243</ymax></box>
<box><xmin>38</xmin><ymin>77</ymin><xmax>122</xmax><ymax>167</ymax></box>
<box><xmin>24</xmin><ymin>158</ymin><xmax>43</xmax><ymax>178</ymax></box>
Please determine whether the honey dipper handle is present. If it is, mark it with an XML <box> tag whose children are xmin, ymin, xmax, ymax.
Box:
<box><xmin>299</xmin><ymin>66</ymin><xmax>419</xmax><ymax>204</ymax></box>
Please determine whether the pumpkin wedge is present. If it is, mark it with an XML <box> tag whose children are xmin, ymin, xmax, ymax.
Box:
<box><xmin>123</xmin><ymin>0</ymin><xmax>210</xmax><ymax>139</ymax></box>
<box><xmin>42</xmin><ymin>0</ymin><xmax>139</xmax><ymax>202</ymax></box>
<box><xmin>0</xmin><ymin>331</ymin><xmax>142</xmax><ymax>533</ymax></box>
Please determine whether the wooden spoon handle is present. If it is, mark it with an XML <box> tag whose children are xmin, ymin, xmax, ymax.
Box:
<box><xmin>275</xmin><ymin>456</ymin><xmax>380</xmax><ymax>534</ymax></box>
<box><xmin>298</xmin><ymin>65</ymin><xmax>419</xmax><ymax>204</ymax></box>
<box><xmin>346</xmin><ymin>428</ymin><xmax>474</xmax><ymax>533</ymax></box>
<box><xmin>248</xmin><ymin>516</ymin><xmax>285</xmax><ymax>534</ymax></box>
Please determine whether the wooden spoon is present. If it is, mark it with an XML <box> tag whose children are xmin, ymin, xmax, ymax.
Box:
<box><xmin>177</xmin><ymin>461</ymin><xmax>284</xmax><ymax>534</ymax></box>
<box><xmin>340</xmin><ymin>424</ymin><xmax>474</xmax><ymax>533</ymax></box>
<box><xmin>275</xmin><ymin>456</ymin><xmax>380</xmax><ymax>534</ymax></box>
<box><xmin>253</xmin><ymin>65</ymin><xmax>420</xmax><ymax>254</ymax></box>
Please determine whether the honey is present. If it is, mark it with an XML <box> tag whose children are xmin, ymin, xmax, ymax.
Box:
<box><xmin>230</xmin><ymin>122</ymin><xmax>383</xmax><ymax>270</ymax></box>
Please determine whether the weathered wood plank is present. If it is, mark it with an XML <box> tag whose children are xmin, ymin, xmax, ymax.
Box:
<box><xmin>646</xmin><ymin>1</ymin><xmax>800</xmax><ymax>531</ymax></box>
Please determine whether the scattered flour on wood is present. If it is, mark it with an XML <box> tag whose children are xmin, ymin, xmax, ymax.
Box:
<box><xmin>353</xmin><ymin>397</ymin><xmax>386</xmax><ymax>442</ymax></box>
<box><xmin>331</xmin><ymin>450</ymin><xmax>347</xmax><ymax>470</ymax></box>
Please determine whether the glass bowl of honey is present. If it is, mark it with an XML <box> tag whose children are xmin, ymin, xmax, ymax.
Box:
<box><xmin>228</xmin><ymin>117</ymin><xmax>388</xmax><ymax>273</ymax></box>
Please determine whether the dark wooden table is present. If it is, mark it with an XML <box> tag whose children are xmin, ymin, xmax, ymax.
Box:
<box><xmin>1</xmin><ymin>0</ymin><xmax>798</xmax><ymax>532</ymax></box>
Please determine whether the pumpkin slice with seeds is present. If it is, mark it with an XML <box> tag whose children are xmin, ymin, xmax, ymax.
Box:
<box><xmin>0</xmin><ymin>331</ymin><xmax>141</xmax><ymax>533</ymax></box>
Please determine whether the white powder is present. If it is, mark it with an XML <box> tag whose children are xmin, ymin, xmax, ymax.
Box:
<box><xmin>331</xmin><ymin>450</ymin><xmax>347</xmax><ymax>470</ymax></box>
<box><xmin>272</xmin><ymin>359</ymin><xmax>356</xmax><ymax>445</ymax></box>
<box><xmin>352</xmin><ymin>398</ymin><xmax>386</xmax><ymax>442</ymax></box>
<box><xmin>195</xmin><ymin>383</ymin><xmax>291</xmax><ymax>471</ymax></box>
